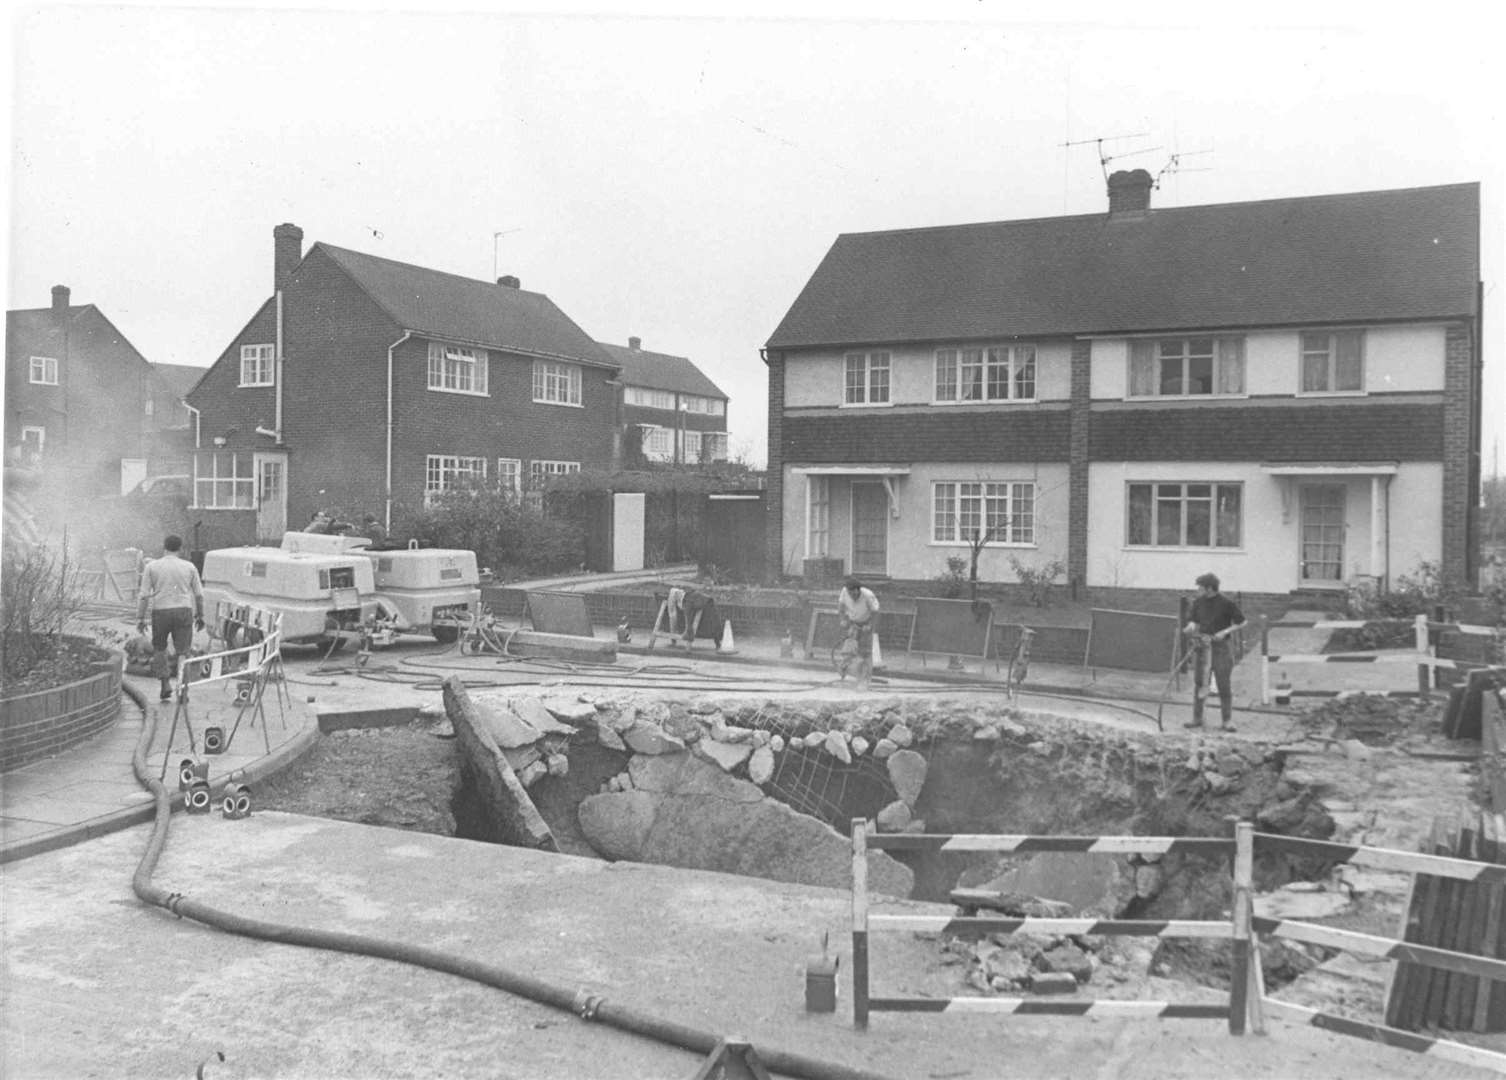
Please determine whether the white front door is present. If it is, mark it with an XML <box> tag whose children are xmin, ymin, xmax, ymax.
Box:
<box><xmin>120</xmin><ymin>458</ymin><xmax>147</xmax><ymax>495</ymax></box>
<box><xmin>255</xmin><ymin>455</ymin><xmax>287</xmax><ymax>541</ymax></box>
<box><xmin>1300</xmin><ymin>484</ymin><xmax>1346</xmax><ymax>585</ymax></box>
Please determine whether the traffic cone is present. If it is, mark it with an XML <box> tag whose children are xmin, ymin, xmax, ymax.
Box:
<box><xmin>719</xmin><ymin>620</ymin><xmax>736</xmax><ymax>653</ymax></box>
<box><xmin>871</xmin><ymin>632</ymin><xmax>883</xmax><ymax>670</ymax></box>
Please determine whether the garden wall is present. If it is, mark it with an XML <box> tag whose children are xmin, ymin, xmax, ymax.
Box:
<box><xmin>0</xmin><ymin>652</ymin><xmax>122</xmax><ymax>772</ymax></box>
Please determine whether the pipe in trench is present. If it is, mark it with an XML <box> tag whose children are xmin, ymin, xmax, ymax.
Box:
<box><xmin>124</xmin><ymin>684</ymin><xmax>899</xmax><ymax>1080</ymax></box>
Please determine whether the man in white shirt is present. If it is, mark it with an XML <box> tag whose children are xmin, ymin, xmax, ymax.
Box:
<box><xmin>836</xmin><ymin>575</ymin><xmax>881</xmax><ymax>687</ymax></box>
<box><xmin>136</xmin><ymin>534</ymin><xmax>205</xmax><ymax>702</ymax></box>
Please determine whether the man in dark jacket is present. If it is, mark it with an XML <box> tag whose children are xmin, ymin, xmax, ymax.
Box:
<box><xmin>1182</xmin><ymin>572</ymin><xmax>1246</xmax><ymax>731</ymax></box>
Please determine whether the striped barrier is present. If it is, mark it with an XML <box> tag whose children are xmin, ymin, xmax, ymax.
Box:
<box><xmin>850</xmin><ymin>821</ymin><xmax>1256</xmax><ymax>1035</ymax></box>
<box><xmin>1265</xmin><ymin>652</ymin><xmax>1465</xmax><ymax>666</ymax></box>
<box><xmin>1267</xmin><ymin>619</ymin><xmax>1498</xmax><ymax>636</ymax></box>
<box><xmin>1254</xmin><ymin>832</ymin><xmax>1506</xmax><ymax>883</ymax></box>
<box><xmin>1261</xmin><ymin>613</ymin><xmax>1455</xmax><ymax>704</ymax></box>
<box><xmin>1254</xmin><ymin>916</ymin><xmax>1506</xmax><ymax>981</ymax></box>
<box><xmin>1261</xmin><ymin>1000</ymin><xmax>1506</xmax><ymax>1074</ymax></box>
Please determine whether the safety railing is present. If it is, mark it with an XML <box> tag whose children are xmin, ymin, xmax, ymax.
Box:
<box><xmin>1259</xmin><ymin>614</ymin><xmax>1499</xmax><ymax>704</ymax></box>
<box><xmin>850</xmin><ymin>821</ymin><xmax>1255</xmax><ymax>1032</ymax></box>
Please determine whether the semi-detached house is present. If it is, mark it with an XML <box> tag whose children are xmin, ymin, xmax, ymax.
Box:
<box><xmin>763</xmin><ymin>174</ymin><xmax>1484</xmax><ymax>597</ymax></box>
<box><xmin>186</xmin><ymin>225</ymin><xmax>620</xmax><ymax>546</ymax></box>
<box><xmin>597</xmin><ymin>336</ymin><xmax>730</xmax><ymax>465</ymax></box>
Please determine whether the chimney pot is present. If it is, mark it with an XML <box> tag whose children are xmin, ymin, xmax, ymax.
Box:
<box><xmin>1107</xmin><ymin>168</ymin><xmax>1154</xmax><ymax>213</ymax></box>
<box><xmin>497</xmin><ymin>275</ymin><xmax>520</xmax><ymax>289</ymax></box>
<box><xmin>628</xmin><ymin>336</ymin><xmax>641</xmax><ymax>350</ymax></box>
<box><xmin>273</xmin><ymin>223</ymin><xmax>304</xmax><ymax>293</ymax></box>
<box><xmin>51</xmin><ymin>285</ymin><xmax>70</xmax><ymax>315</ymax></box>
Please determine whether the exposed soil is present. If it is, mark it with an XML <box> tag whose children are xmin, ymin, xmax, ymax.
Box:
<box><xmin>1</xmin><ymin>635</ymin><xmax>116</xmax><ymax>696</ymax></box>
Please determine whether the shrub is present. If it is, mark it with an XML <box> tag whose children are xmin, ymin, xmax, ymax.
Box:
<box><xmin>396</xmin><ymin>488</ymin><xmax>584</xmax><ymax>579</ymax></box>
<box><xmin>1</xmin><ymin>538</ymin><xmax>92</xmax><ymax>682</ymax></box>
<box><xmin>1009</xmin><ymin>556</ymin><xmax>1066</xmax><ymax>608</ymax></box>
<box><xmin>933</xmin><ymin>556</ymin><xmax>968</xmax><ymax>599</ymax></box>
<box><xmin>1345</xmin><ymin>561</ymin><xmax>1464</xmax><ymax>621</ymax></box>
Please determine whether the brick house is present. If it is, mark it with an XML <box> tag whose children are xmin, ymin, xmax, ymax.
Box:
<box><xmin>185</xmin><ymin>224</ymin><xmax>620</xmax><ymax>546</ymax></box>
<box><xmin>597</xmin><ymin>336</ymin><xmax>730</xmax><ymax>465</ymax></box>
<box><xmin>4</xmin><ymin>285</ymin><xmax>189</xmax><ymax>501</ymax></box>
<box><xmin>763</xmin><ymin>176</ymin><xmax>1484</xmax><ymax>596</ymax></box>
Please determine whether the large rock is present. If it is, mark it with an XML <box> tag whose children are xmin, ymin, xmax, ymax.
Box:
<box><xmin>472</xmin><ymin>702</ymin><xmax>543</xmax><ymax>749</ymax></box>
<box><xmin>887</xmin><ymin>749</ymin><xmax>927</xmax><ymax>807</ymax></box>
<box><xmin>507</xmin><ymin>696</ymin><xmax>578</xmax><ymax>736</ymax></box>
<box><xmin>542</xmin><ymin>697</ymin><xmax>599</xmax><ymax>726</ymax></box>
<box><xmin>578</xmin><ymin>754</ymin><xmax>913</xmax><ymax>896</ymax></box>
<box><xmin>696</xmin><ymin>738</ymin><xmax>752</xmax><ymax>773</ymax></box>
<box><xmin>747</xmin><ymin>745</ymin><xmax>775</xmax><ymax>785</ymax></box>
<box><xmin>972</xmin><ymin>852</ymin><xmax>1133</xmax><ymax>918</ymax></box>
<box><xmin>623</xmin><ymin>723</ymin><xmax>686</xmax><ymax>755</ymax></box>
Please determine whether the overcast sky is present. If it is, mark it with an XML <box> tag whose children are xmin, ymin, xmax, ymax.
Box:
<box><xmin>5</xmin><ymin>2</ymin><xmax>1502</xmax><ymax>472</ymax></box>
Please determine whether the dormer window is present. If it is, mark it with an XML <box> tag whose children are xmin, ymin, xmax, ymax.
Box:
<box><xmin>239</xmin><ymin>344</ymin><xmax>275</xmax><ymax>387</ymax></box>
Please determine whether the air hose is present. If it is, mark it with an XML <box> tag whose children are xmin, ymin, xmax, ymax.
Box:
<box><xmin>124</xmin><ymin>683</ymin><xmax>898</xmax><ymax>1080</ymax></box>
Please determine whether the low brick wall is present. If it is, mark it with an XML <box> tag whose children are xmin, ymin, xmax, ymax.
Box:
<box><xmin>1</xmin><ymin>651</ymin><xmax>123</xmax><ymax>772</ymax></box>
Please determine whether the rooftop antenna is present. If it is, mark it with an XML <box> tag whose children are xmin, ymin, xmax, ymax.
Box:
<box><xmin>1061</xmin><ymin>132</ymin><xmax>1160</xmax><ymax>189</ymax></box>
<box><xmin>1152</xmin><ymin>147</ymin><xmax>1215</xmax><ymax>190</ymax></box>
<box><xmin>492</xmin><ymin>227</ymin><xmax>524</xmax><ymax>280</ymax></box>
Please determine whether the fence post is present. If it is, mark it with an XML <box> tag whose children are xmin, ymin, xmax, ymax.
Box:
<box><xmin>852</xmin><ymin>817</ymin><xmax>870</xmax><ymax>1029</ymax></box>
<box><xmin>1259</xmin><ymin>614</ymin><xmax>1271</xmax><ymax>705</ymax></box>
<box><xmin>1416</xmin><ymin>613</ymin><xmax>1431</xmax><ymax>695</ymax></box>
<box><xmin>1229</xmin><ymin>818</ymin><xmax>1254</xmax><ymax>1035</ymax></box>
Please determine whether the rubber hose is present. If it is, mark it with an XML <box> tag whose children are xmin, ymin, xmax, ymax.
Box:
<box><xmin>123</xmin><ymin>683</ymin><xmax>898</xmax><ymax>1080</ymax></box>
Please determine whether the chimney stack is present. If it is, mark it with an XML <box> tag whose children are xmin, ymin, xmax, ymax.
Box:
<box><xmin>51</xmin><ymin>285</ymin><xmax>70</xmax><ymax>315</ymax></box>
<box><xmin>497</xmin><ymin>275</ymin><xmax>520</xmax><ymax>289</ymax></box>
<box><xmin>628</xmin><ymin>336</ymin><xmax>641</xmax><ymax>350</ymax></box>
<box><xmin>1107</xmin><ymin>169</ymin><xmax>1154</xmax><ymax>214</ymax></box>
<box><xmin>273</xmin><ymin>223</ymin><xmax>304</xmax><ymax>293</ymax></box>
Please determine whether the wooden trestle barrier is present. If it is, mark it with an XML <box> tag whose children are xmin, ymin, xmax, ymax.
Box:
<box><xmin>850</xmin><ymin>820</ymin><xmax>1506</xmax><ymax>1073</ymax></box>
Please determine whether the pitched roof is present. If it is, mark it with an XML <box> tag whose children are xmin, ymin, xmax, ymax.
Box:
<box><xmin>314</xmin><ymin>244</ymin><xmax>616</xmax><ymax>368</ymax></box>
<box><xmin>766</xmin><ymin>182</ymin><xmax>1480</xmax><ymax>349</ymax></box>
<box><xmin>595</xmin><ymin>341</ymin><xmax>727</xmax><ymax>400</ymax></box>
<box><xmin>152</xmin><ymin>362</ymin><xmax>207</xmax><ymax>399</ymax></box>
<box><xmin>6</xmin><ymin>304</ymin><xmax>152</xmax><ymax>367</ymax></box>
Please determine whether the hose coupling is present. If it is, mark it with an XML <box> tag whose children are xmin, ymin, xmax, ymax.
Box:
<box><xmin>572</xmin><ymin>989</ymin><xmax>604</xmax><ymax>1021</ymax></box>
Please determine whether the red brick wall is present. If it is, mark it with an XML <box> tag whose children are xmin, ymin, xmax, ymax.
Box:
<box><xmin>765</xmin><ymin>352</ymin><xmax>785</xmax><ymax>577</ymax></box>
<box><xmin>1068</xmin><ymin>340</ymin><xmax>1091</xmax><ymax>588</ymax></box>
<box><xmin>1442</xmin><ymin>321</ymin><xmax>1476</xmax><ymax>585</ymax></box>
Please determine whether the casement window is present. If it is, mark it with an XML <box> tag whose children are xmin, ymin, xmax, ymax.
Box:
<box><xmin>935</xmin><ymin>345</ymin><xmax>1036</xmax><ymax>402</ymax></box>
<box><xmin>627</xmin><ymin>386</ymin><xmax>674</xmax><ymax>409</ymax></box>
<box><xmin>427</xmin><ymin>342</ymin><xmax>489</xmax><ymax>395</ymax></box>
<box><xmin>425</xmin><ymin>454</ymin><xmax>487</xmax><ymax>498</ymax></box>
<box><xmin>808</xmin><ymin>477</ymin><xmax>830</xmax><ymax>557</ymax></box>
<box><xmin>641</xmin><ymin>425</ymin><xmax>674</xmax><ymax>461</ymax></box>
<box><xmin>932</xmin><ymin>481</ymin><xmax>1036</xmax><ymax>545</ymax></box>
<box><xmin>1128</xmin><ymin>337</ymin><xmax>1245</xmax><ymax>397</ymax></box>
<box><xmin>843</xmin><ymin>351</ymin><xmax>890</xmax><ymax>405</ymax></box>
<box><xmin>529</xmin><ymin>460</ymin><xmax>581</xmax><ymax>486</ymax></box>
<box><xmin>194</xmin><ymin>451</ymin><xmax>255</xmax><ymax>509</ymax></box>
<box><xmin>1300</xmin><ymin>330</ymin><xmax>1364</xmax><ymax>393</ymax></box>
<box><xmin>495</xmin><ymin>458</ymin><xmax>522</xmax><ymax>499</ymax></box>
<box><xmin>532</xmin><ymin>360</ymin><xmax>582</xmax><ymax>406</ymax></box>
<box><xmin>681</xmin><ymin>395</ymin><xmax>726</xmax><ymax>416</ymax></box>
<box><xmin>701</xmin><ymin>432</ymin><xmax>730</xmax><ymax>461</ymax></box>
<box><xmin>28</xmin><ymin>356</ymin><xmax>58</xmax><ymax>385</ymax></box>
<box><xmin>1127</xmin><ymin>482</ymin><xmax>1243</xmax><ymax>548</ymax></box>
<box><xmin>239</xmin><ymin>344</ymin><xmax>275</xmax><ymax>387</ymax></box>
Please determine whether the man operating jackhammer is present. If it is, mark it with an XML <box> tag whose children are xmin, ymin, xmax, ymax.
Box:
<box><xmin>1181</xmin><ymin>572</ymin><xmax>1246</xmax><ymax>732</ymax></box>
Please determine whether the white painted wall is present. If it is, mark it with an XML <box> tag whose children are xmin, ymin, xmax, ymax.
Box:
<box><xmin>783</xmin><ymin>342</ymin><xmax>1072</xmax><ymax>409</ymax></box>
<box><xmin>1084</xmin><ymin>461</ymin><xmax>1442</xmax><ymax>592</ymax></box>
<box><xmin>1090</xmin><ymin>324</ymin><xmax>1447</xmax><ymax>400</ymax></box>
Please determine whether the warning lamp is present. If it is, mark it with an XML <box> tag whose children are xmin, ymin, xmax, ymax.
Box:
<box><xmin>221</xmin><ymin>782</ymin><xmax>252</xmax><ymax>819</ymax></box>
<box><xmin>179</xmin><ymin>759</ymin><xmax>208</xmax><ymax>790</ymax></box>
<box><xmin>185</xmin><ymin>780</ymin><xmax>213</xmax><ymax>814</ymax></box>
<box><xmin>203</xmin><ymin>726</ymin><xmax>226</xmax><ymax>754</ymax></box>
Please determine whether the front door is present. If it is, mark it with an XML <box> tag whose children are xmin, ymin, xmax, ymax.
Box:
<box><xmin>255</xmin><ymin>454</ymin><xmax>286</xmax><ymax>541</ymax></box>
<box><xmin>1299</xmin><ymin>484</ymin><xmax>1345</xmax><ymax>585</ymax></box>
<box><xmin>851</xmin><ymin>481</ymin><xmax>888</xmax><ymax>576</ymax></box>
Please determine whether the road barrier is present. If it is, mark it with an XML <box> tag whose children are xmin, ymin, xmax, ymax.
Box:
<box><xmin>848</xmin><ymin>821</ymin><xmax>1506</xmax><ymax>1072</ymax></box>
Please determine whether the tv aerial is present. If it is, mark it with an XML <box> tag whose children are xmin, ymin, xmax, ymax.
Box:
<box><xmin>1061</xmin><ymin>132</ymin><xmax>1162</xmax><ymax>188</ymax></box>
<box><xmin>1151</xmin><ymin>147</ymin><xmax>1214</xmax><ymax>189</ymax></box>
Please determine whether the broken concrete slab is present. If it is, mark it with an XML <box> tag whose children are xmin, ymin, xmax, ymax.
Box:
<box><xmin>695</xmin><ymin>738</ymin><xmax>752</xmax><ymax>773</ymax></box>
<box><xmin>887</xmin><ymin>749</ymin><xmax>927</xmax><ymax>807</ymax></box>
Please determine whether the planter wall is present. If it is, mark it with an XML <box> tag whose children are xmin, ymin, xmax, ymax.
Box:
<box><xmin>1</xmin><ymin>654</ymin><xmax>122</xmax><ymax>773</ymax></box>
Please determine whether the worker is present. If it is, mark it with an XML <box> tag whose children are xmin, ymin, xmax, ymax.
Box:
<box><xmin>1182</xmin><ymin>571</ymin><xmax>1247</xmax><ymax>731</ymax></box>
<box><xmin>305</xmin><ymin>510</ymin><xmax>332</xmax><ymax>534</ymax></box>
<box><xmin>360</xmin><ymin>512</ymin><xmax>388</xmax><ymax>548</ymax></box>
<box><xmin>136</xmin><ymin>534</ymin><xmax>205</xmax><ymax>702</ymax></box>
<box><xmin>837</xmin><ymin>575</ymin><xmax>881</xmax><ymax>688</ymax></box>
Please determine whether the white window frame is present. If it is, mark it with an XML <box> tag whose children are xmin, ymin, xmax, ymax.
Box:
<box><xmin>426</xmin><ymin>342</ymin><xmax>489</xmax><ymax>396</ymax></box>
<box><xmin>931</xmin><ymin>481</ymin><xmax>1036</xmax><ymax>546</ymax></box>
<box><xmin>495</xmin><ymin>458</ymin><xmax>522</xmax><ymax>499</ymax></box>
<box><xmin>28</xmin><ymin>355</ymin><xmax>58</xmax><ymax>385</ymax></box>
<box><xmin>641</xmin><ymin>425</ymin><xmax>674</xmax><ymax>461</ymax></box>
<box><xmin>425</xmin><ymin>454</ymin><xmax>487</xmax><ymax>503</ymax></box>
<box><xmin>843</xmin><ymin>351</ymin><xmax>891</xmax><ymax>407</ymax></box>
<box><xmin>194</xmin><ymin>451</ymin><xmax>255</xmax><ymax>509</ymax></box>
<box><xmin>934</xmin><ymin>345</ymin><xmax>1037</xmax><ymax>403</ymax></box>
<box><xmin>1299</xmin><ymin>330</ymin><xmax>1365</xmax><ymax>395</ymax></box>
<box><xmin>239</xmin><ymin>344</ymin><xmax>275</xmax><ymax>387</ymax></box>
<box><xmin>529</xmin><ymin>460</ymin><xmax>581</xmax><ymax>486</ymax></box>
<box><xmin>681</xmin><ymin>430</ymin><xmax>703</xmax><ymax>464</ymax></box>
<box><xmin>627</xmin><ymin>386</ymin><xmax>674</xmax><ymax>410</ymax></box>
<box><xmin>1125</xmin><ymin>481</ymin><xmax>1244</xmax><ymax>549</ymax></box>
<box><xmin>20</xmin><ymin>425</ymin><xmax>45</xmax><ymax>456</ymax></box>
<box><xmin>701</xmin><ymin>431</ymin><xmax>730</xmax><ymax>462</ymax></box>
<box><xmin>1127</xmin><ymin>337</ymin><xmax>1245</xmax><ymax>399</ymax></box>
<box><xmin>807</xmin><ymin>476</ymin><xmax>831</xmax><ymax>557</ymax></box>
<box><xmin>532</xmin><ymin>360</ymin><xmax>582</xmax><ymax>406</ymax></box>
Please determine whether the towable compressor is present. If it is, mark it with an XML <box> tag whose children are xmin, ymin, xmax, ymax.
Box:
<box><xmin>201</xmin><ymin>533</ymin><xmax>481</xmax><ymax>649</ymax></box>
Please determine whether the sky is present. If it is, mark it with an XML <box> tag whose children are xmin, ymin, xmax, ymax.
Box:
<box><xmin>5</xmin><ymin>2</ymin><xmax>1503</xmax><ymax>473</ymax></box>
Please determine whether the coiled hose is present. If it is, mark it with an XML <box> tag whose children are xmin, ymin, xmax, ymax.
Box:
<box><xmin>124</xmin><ymin>683</ymin><xmax>898</xmax><ymax>1080</ymax></box>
